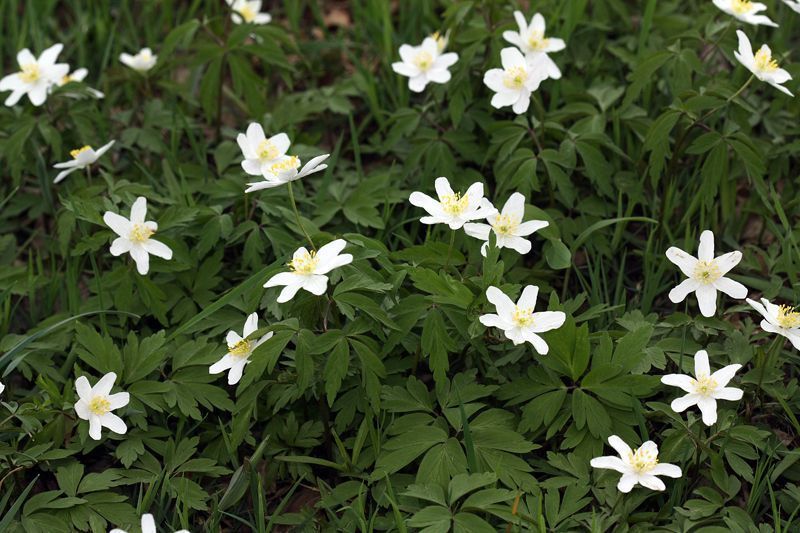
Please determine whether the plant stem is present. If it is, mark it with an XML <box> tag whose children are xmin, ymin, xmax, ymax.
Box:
<box><xmin>444</xmin><ymin>230</ymin><xmax>455</xmax><ymax>269</ymax></box>
<box><xmin>287</xmin><ymin>181</ymin><xmax>315</xmax><ymax>251</ymax></box>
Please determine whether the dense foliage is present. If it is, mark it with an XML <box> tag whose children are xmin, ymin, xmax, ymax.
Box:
<box><xmin>2</xmin><ymin>0</ymin><xmax>800</xmax><ymax>531</ymax></box>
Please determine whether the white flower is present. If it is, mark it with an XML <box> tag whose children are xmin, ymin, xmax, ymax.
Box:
<box><xmin>464</xmin><ymin>192</ymin><xmax>548</xmax><ymax>256</ymax></box>
<box><xmin>746</xmin><ymin>297</ymin><xmax>800</xmax><ymax>349</ymax></box>
<box><xmin>483</xmin><ymin>47</ymin><xmax>548</xmax><ymax>114</ymax></box>
<box><xmin>53</xmin><ymin>140</ymin><xmax>115</xmax><ymax>184</ymax></box>
<box><xmin>0</xmin><ymin>44</ymin><xmax>69</xmax><ymax>107</ymax></box>
<box><xmin>56</xmin><ymin>67</ymin><xmax>105</xmax><ymax>98</ymax></box>
<box><xmin>110</xmin><ymin>513</ymin><xmax>189</xmax><ymax>533</ymax></box>
<box><xmin>713</xmin><ymin>0</ymin><xmax>778</xmax><ymax>26</ymax></box>
<box><xmin>479</xmin><ymin>285</ymin><xmax>565</xmax><ymax>354</ymax></box>
<box><xmin>236</xmin><ymin>122</ymin><xmax>292</xmax><ymax>176</ymax></box>
<box><xmin>661</xmin><ymin>349</ymin><xmax>743</xmax><ymax>426</ymax></box>
<box><xmin>0</xmin><ymin>381</ymin><xmax>4</xmax><ymax>396</ymax></box>
<box><xmin>783</xmin><ymin>0</ymin><xmax>800</xmax><ymax>14</ymax></box>
<box><xmin>665</xmin><ymin>230</ymin><xmax>747</xmax><ymax>317</ymax></box>
<box><xmin>264</xmin><ymin>239</ymin><xmax>353</xmax><ymax>303</ymax></box>
<box><xmin>431</xmin><ymin>30</ymin><xmax>450</xmax><ymax>53</ymax></box>
<box><xmin>244</xmin><ymin>154</ymin><xmax>330</xmax><ymax>192</ymax></box>
<box><xmin>209</xmin><ymin>313</ymin><xmax>273</xmax><ymax>385</ymax></box>
<box><xmin>409</xmin><ymin>177</ymin><xmax>497</xmax><ymax>230</ymax></box>
<box><xmin>391</xmin><ymin>37</ymin><xmax>459</xmax><ymax>92</ymax></box>
<box><xmin>590</xmin><ymin>435</ymin><xmax>682</xmax><ymax>493</ymax></box>
<box><xmin>119</xmin><ymin>48</ymin><xmax>157</xmax><ymax>73</ymax></box>
<box><xmin>227</xmin><ymin>0</ymin><xmax>272</xmax><ymax>24</ymax></box>
<box><xmin>734</xmin><ymin>30</ymin><xmax>793</xmax><ymax>96</ymax></box>
<box><xmin>502</xmin><ymin>11</ymin><xmax>565</xmax><ymax>79</ymax></box>
<box><xmin>103</xmin><ymin>197</ymin><xmax>173</xmax><ymax>275</ymax></box>
<box><xmin>74</xmin><ymin>372</ymin><xmax>129</xmax><ymax>441</ymax></box>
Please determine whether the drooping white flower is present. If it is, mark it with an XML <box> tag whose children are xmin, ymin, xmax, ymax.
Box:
<box><xmin>226</xmin><ymin>0</ymin><xmax>272</xmax><ymax>24</ymax></box>
<box><xmin>409</xmin><ymin>177</ymin><xmax>497</xmax><ymax>230</ymax></box>
<box><xmin>783</xmin><ymin>0</ymin><xmax>800</xmax><ymax>14</ymax></box>
<box><xmin>103</xmin><ymin>197</ymin><xmax>173</xmax><ymax>275</ymax></box>
<box><xmin>244</xmin><ymin>154</ymin><xmax>330</xmax><ymax>192</ymax></box>
<box><xmin>713</xmin><ymin>0</ymin><xmax>778</xmax><ymax>26</ymax></box>
<box><xmin>119</xmin><ymin>48</ymin><xmax>157</xmax><ymax>73</ymax></box>
<box><xmin>502</xmin><ymin>11</ymin><xmax>565</xmax><ymax>79</ymax></box>
<box><xmin>665</xmin><ymin>230</ymin><xmax>747</xmax><ymax>317</ymax></box>
<box><xmin>0</xmin><ymin>44</ymin><xmax>69</xmax><ymax>107</ymax></box>
<box><xmin>590</xmin><ymin>436</ymin><xmax>682</xmax><ymax>493</ymax></box>
<box><xmin>209</xmin><ymin>313</ymin><xmax>273</xmax><ymax>385</ymax></box>
<box><xmin>661</xmin><ymin>349</ymin><xmax>743</xmax><ymax>426</ymax></box>
<box><xmin>53</xmin><ymin>140</ymin><xmax>115</xmax><ymax>183</ymax></box>
<box><xmin>746</xmin><ymin>297</ymin><xmax>800</xmax><ymax>349</ymax></box>
<box><xmin>483</xmin><ymin>47</ymin><xmax>548</xmax><ymax>114</ymax></box>
<box><xmin>264</xmin><ymin>239</ymin><xmax>353</xmax><ymax>303</ymax></box>
<box><xmin>479</xmin><ymin>285</ymin><xmax>565</xmax><ymax>354</ymax></box>
<box><xmin>74</xmin><ymin>372</ymin><xmax>129</xmax><ymax>441</ymax></box>
<box><xmin>56</xmin><ymin>67</ymin><xmax>105</xmax><ymax>98</ymax></box>
<box><xmin>109</xmin><ymin>513</ymin><xmax>190</xmax><ymax>533</ymax></box>
<box><xmin>734</xmin><ymin>30</ymin><xmax>793</xmax><ymax>96</ymax></box>
<box><xmin>236</xmin><ymin>123</ymin><xmax>292</xmax><ymax>177</ymax></box>
<box><xmin>431</xmin><ymin>30</ymin><xmax>450</xmax><ymax>53</ymax></box>
<box><xmin>391</xmin><ymin>37</ymin><xmax>459</xmax><ymax>93</ymax></box>
<box><xmin>464</xmin><ymin>192</ymin><xmax>548</xmax><ymax>256</ymax></box>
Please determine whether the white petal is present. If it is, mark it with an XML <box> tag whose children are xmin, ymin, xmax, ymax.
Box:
<box><xmin>130</xmin><ymin>197</ymin><xmax>147</xmax><ymax>224</ymax></box>
<box><xmin>486</xmin><ymin>286</ymin><xmax>515</xmax><ymax>321</ymax></box>
<box><xmin>637</xmin><ymin>474</ymin><xmax>666</xmax><ymax>491</ymax></box>
<box><xmin>303</xmin><ymin>274</ymin><xmax>329</xmax><ymax>295</ymax></box>
<box><xmin>713</xmin><ymin>277</ymin><xmax>747</xmax><ymax>299</ymax></box>
<box><xmin>242</xmin><ymin>312</ymin><xmax>259</xmax><ymax>338</ymax></box>
<box><xmin>665</xmin><ymin>247</ymin><xmax>698</xmax><ymax>277</ymax></box>
<box><xmin>661</xmin><ymin>374</ymin><xmax>695</xmax><ymax>393</ymax></box>
<box><xmin>100</xmin><ymin>412</ymin><xmax>127</xmax><ymax>435</ymax></box>
<box><xmin>75</xmin><ymin>376</ymin><xmax>92</xmax><ymax>400</ymax></box>
<box><xmin>107</xmin><ymin>392</ymin><xmax>129</xmax><ymax>409</ymax></box>
<box><xmin>227</xmin><ymin>360</ymin><xmax>247</xmax><ymax>385</ymax></box>
<box><xmin>697</xmin><ymin>396</ymin><xmax>718</xmax><ymax>426</ymax></box>
<box><xmin>130</xmin><ymin>245</ymin><xmax>150</xmax><ymax>275</ymax></box>
<box><xmin>694</xmin><ymin>350</ymin><xmax>710</xmax><ymax>377</ymax></box>
<box><xmin>264</xmin><ymin>271</ymin><xmax>300</xmax><ymax>288</ymax></box>
<box><xmin>650</xmin><ymin>463</ymin><xmax>682</xmax><ymax>478</ymax></box>
<box><xmin>617</xmin><ymin>473</ymin><xmax>638</xmax><ymax>493</ymax></box>
<box><xmin>277</xmin><ymin>283</ymin><xmax>304</xmax><ymax>303</ymax></box>
<box><xmin>92</xmin><ymin>372</ymin><xmax>117</xmax><ymax>397</ymax></box>
<box><xmin>713</xmin><ymin>387</ymin><xmax>744</xmax><ymax>401</ymax></box>
<box><xmin>210</xmin><ymin>354</ymin><xmax>236</xmax><ymax>374</ymax></box>
<box><xmin>517</xmin><ymin>285</ymin><xmax>539</xmax><ymax>309</ymax></box>
<box><xmin>713</xmin><ymin>251</ymin><xmax>742</xmax><ymax>276</ymax></box>
<box><xmin>695</xmin><ymin>284</ymin><xmax>718</xmax><ymax>317</ymax></box>
<box><xmin>142</xmin><ymin>239</ymin><xmax>173</xmax><ymax>260</ymax></box>
<box><xmin>590</xmin><ymin>456</ymin><xmax>628</xmax><ymax>473</ymax></box>
<box><xmin>607</xmin><ymin>435</ymin><xmax>632</xmax><ymax>457</ymax></box>
<box><xmin>710</xmin><ymin>364</ymin><xmax>742</xmax><ymax>388</ymax></box>
<box><xmin>523</xmin><ymin>331</ymin><xmax>550</xmax><ymax>354</ymax></box>
<box><xmin>669</xmin><ymin>278</ymin><xmax>700</xmax><ymax>304</ymax></box>
<box><xmin>671</xmin><ymin>393</ymin><xmax>700</xmax><ymax>413</ymax></box>
<box><xmin>530</xmin><ymin>311</ymin><xmax>565</xmax><ymax>332</ymax></box>
<box><xmin>88</xmin><ymin>415</ymin><xmax>103</xmax><ymax>440</ymax></box>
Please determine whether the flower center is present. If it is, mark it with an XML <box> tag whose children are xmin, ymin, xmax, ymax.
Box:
<box><xmin>754</xmin><ymin>47</ymin><xmax>779</xmax><ymax>72</ymax></box>
<box><xmin>440</xmin><ymin>193</ymin><xmax>470</xmax><ymax>216</ymax></box>
<box><xmin>228</xmin><ymin>338</ymin><xmax>253</xmax><ymax>357</ymax></box>
<box><xmin>731</xmin><ymin>0</ymin><xmax>753</xmax><ymax>14</ymax></box>
<box><xmin>129</xmin><ymin>223</ymin><xmax>154</xmax><ymax>243</ymax></box>
<box><xmin>512</xmin><ymin>306</ymin><xmax>535</xmax><ymax>327</ymax></box>
<box><xmin>140</xmin><ymin>50</ymin><xmax>152</xmax><ymax>61</ymax></box>
<box><xmin>61</xmin><ymin>74</ymin><xmax>75</xmax><ymax>85</ymax></box>
<box><xmin>628</xmin><ymin>447</ymin><xmax>658</xmax><ymax>473</ymax></box>
<box><xmin>20</xmin><ymin>63</ymin><xmax>41</xmax><ymax>83</ymax></box>
<box><xmin>492</xmin><ymin>213</ymin><xmax>520</xmax><ymax>235</ymax></box>
<box><xmin>88</xmin><ymin>396</ymin><xmax>111</xmax><ymax>415</ymax></box>
<box><xmin>268</xmin><ymin>156</ymin><xmax>300</xmax><ymax>175</ymax></box>
<box><xmin>776</xmin><ymin>305</ymin><xmax>800</xmax><ymax>329</ymax></box>
<box><xmin>238</xmin><ymin>4</ymin><xmax>257</xmax><ymax>22</ymax></box>
<box><xmin>692</xmin><ymin>375</ymin><xmax>718</xmax><ymax>396</ymax></box>
<box><xmin>432</xmin><ymin>31</ymin><xmax>446</xmax><ymax>52</ymax></box>
<box><xmin>70</xmin><ymin>145</ymin><xmax>92</xmax><ymax>159</ymax></box>
<box><xmin>503</xmin><ymin>66</ymin><xmax>528</xmax><ymax>89</ymax></box>
<box><xmin>257</xmin><ymin>139</ymin><xmax>280</xmax><ymax>161</ymax></box>
<box><xmin>289</xmin><ymin>250</ymin><xmax>319</xmax><ymax>275</ymax></box>
<box><xmin>527</xmin><ymin>30</ymin><xmax>550</xmax><ymax>51</ymax></box>
<box><xmin>692</xmin><ymin>260</ymin><xmax>721</xmax><ymax>284</ymax></box>
<box><xmin>414</xmin><ymin>51</ymin><xmax>434</xmax><ymax>71</ymax></box>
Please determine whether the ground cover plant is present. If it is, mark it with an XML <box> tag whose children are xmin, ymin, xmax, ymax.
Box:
<box><xmin>1</xmin><ymin>0</ymin><xmax>800</xmax><ymax>531</ymax></box>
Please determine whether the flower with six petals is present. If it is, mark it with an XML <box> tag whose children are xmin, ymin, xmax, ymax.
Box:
<box><xmin>591</xmin><ymin>435</ymin><xmax>682</xmax><ymax>492</ymax></box>
<box><xmin>74</xmin><ymin>372</ymin><xmax>129</xmax><ymax>440</ymax></box>
<box><xmin>119</xmin><ymin>48</ymin><xmax>157</xmax><ymax>73</ymax></box>
<box><xmin>209</xmin><ymin>313</ymin><xmax>273</xmax><ymax>385</ymax></box>
<box><xmin>483</xmin><ymin>47</ymin><xmax>549</xmax><ymax>114</ymax></box>
<box><xmin>391</xmin><ymin>37</ymin><xmax>459</xmax><ymax>93</ymax></box>
<box><xmin>734</xmin><ymin>30</ymin><xmax>793</xmax><ymax>96</ymax></box>
<box><xmin>53</xmin><ymin>140</ymin><xmax>115</xmax><ymax>183</ymax></box>
<box><xmin>464</xmin><ymin>192</ymin><xmax>549</xmax><ymax>256</ymax></box>
<box><xmin>264</xmin><ymin>239</ymin><xmax>353</xmax><ymax>303</ymax></box>
<box><xmin>713</xmin><ymin>0</ymin><xmax>778</xmax><ymax>26</ymax></box>
<box><xmin>502</xmin><ymin>11</ymin><xmax>565</xmax><ymax>79</ymax></box>
<box><xmin>0</xmin><ymin>43</ymin><xmax>69</xmax><ymax>106</ymax></box>
<box><xmin>746</xmin><ymin>297</ymin><xmax>800</xmax><ymax>349</ymax></box>
<box><xmin>104</xmin><ymin>197</ymin><xmax>173</xmax><ymax>275</ymax></box>
<box><xmin>409</xmin><ymin>177</ymin><xmax>496</xmax><ymax>230</ymax></box>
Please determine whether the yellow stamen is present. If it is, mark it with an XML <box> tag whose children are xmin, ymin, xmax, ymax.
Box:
<box><xmin>432</xmin><ymin>31</ymin><xmax>447</xmax><ymax>52</ymax></box>
<box><xmin>754</xmin><ymin>47</ymin><xmax>779</xmax><ymax>72</ymax></box>
<box><xmin>492</xmin><ymin>213</ymin><xmax>520</xmax><ymax>235</ymax></box>
<box><xmin>129</xmin><ymin>223</ymin><xmax>154</xmax><ymax>243</ymax></box>
<box><xmin>692</xmin><ymin>260</ymin><xmax>721</xmax><ymax>284</ymax></box>
<box><xmin>527</xmin><ymin>30</ymin><xmax>550</xmax><ymax>51</ymax></box>
<box><xmin>268</xmin><ymin>156</ymin><xmax>300</xmax><ymax>175</ymax></box>
<box><xmin>238</xmin><ymin>4</ymin><xmax>257</xmax><ymax>23</ymax></box>
<box><xmin>88</xmin><ymin>396</ymin><xmax>111</xmax><ymax>416</ymax></box>
<box><xmin>503</xmin><ymin>66</ymin><xmax>528</xmax><ymax>89</ymax></box>
<box><xmin>289</xmin><ymin>250</ymin><xmax>318</xmax><ymax>275</ymax></box>
<box><xmin>70</xmin><ymin>145</ymin><xmax>92</xmax><ymax>159</ymax></box>
<box><xmin>512</xmin><ymin>306</ymin><xmax>535</xmax><ymax>327</ymax></box>
<box><xmin>257</xmin><ymin>139</ymin><xmax>280</xmax><ymax>161</ymax></box>
<box><xmin>228</xmin><ymin>338</ymin><xmax>253</xmax><ymax>357</ymax></box>
<box><xmin>628</xmin><ymin>447</ymin><xmax>659</xmax><ymax>473</ymax></box>
<box><xmin>692</xmin><ymin>375</ymin><xmax>718</xmax><ymax>396</ymax></box>
<box><xmin>440</xmin><ymin>193</ymin><xmax>470</xmax><ymax>216</ymax></box>
<box><xmin>731</xmin><ymin>0</ymin><xmax>753</xmax><ymax>14</ymax></box>
<box><xmin>414</xmin><ymin>51</ymin><xmax>434</xmax><ymax>71</ymax></box>
<box><xmin>777</xmin><ymin>305</ymin><xmax>800</xmax><ymax>329</ymax></box>
<box><xmin>19</xmin><ymin>63</ymin><xmax>41</xmax><ymax>83</ymax></box>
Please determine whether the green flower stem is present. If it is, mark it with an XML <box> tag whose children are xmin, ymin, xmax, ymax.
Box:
<box><xmin>287</xmin><ymin>181</ymin><xmax>315</xmax><ymax>251</ymax></box>
<box><xmin>445</xmin><ymin>230</ymin><xmax>456</xmax><ymax>269</ymax></box>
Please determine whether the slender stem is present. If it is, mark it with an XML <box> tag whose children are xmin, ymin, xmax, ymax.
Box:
<box><xmin>287</xmin><ymin>181</ymin><xmax>315</xmax><ymax>251</ymax></box>
<box><xmin>444</xmin><ymin>230</ymin><xmax>455</xmax><ymax>269</ymax></box>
